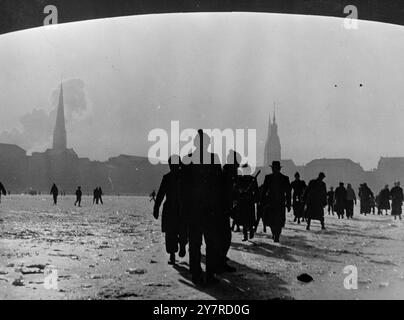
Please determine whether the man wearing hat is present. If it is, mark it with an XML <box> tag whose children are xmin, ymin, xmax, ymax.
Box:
<box><xmin>303</xmin><ymin>172</ymin><xmax>327</xmax><ymax>230</ymax></box>
<box><xmin>260</xmin><ymin>161</ymin><xmax>291</xmax><ymax>243</ymax></box>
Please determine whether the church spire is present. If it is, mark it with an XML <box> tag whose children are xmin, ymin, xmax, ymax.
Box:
<box><xmin>264</xmin><ymin>103</ymin><xmax>281</xmax><ymax>165</ymax></box>
<box><xmin>52</xmin><ymin>83</ymin><xmax>67</xmax><ymax>151</ymax></box>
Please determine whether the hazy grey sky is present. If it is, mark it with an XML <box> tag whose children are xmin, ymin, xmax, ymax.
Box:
<box><xmin>1</xmin><ymin>12</ymin><xmax>404</xmax><ymax>169</ymax></box>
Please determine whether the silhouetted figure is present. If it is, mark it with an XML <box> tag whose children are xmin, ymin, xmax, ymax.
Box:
<box><xmin>233</xmin><ymin>166</ymin><xmax>259</xmax><ymax>241</ymax></box>
<box><xmin>98</xmin><ymin>187</ymin><xmax>103</xmax><ymax>204</ymax></box>
<box><xmin>255</xmin><ymin>185</ymin><xmax>267</xmax><ymax>233</ymax></box>
<box><xmin>74</xmin><ymin>186</ymin><xmax>82</xmax><ymax>207</ymax></box>
<box><xmin>261</xmin><ymin>161</ymin><xmax>291</xmax><ymax>243</ymax></box>
<box><xmin>221</xmin><ymin>149</ymin><xmax>241</xmax><ymax>272</ymax></box>
<box><xmin>93</xmin><ymin>187</ymin><xmax>103</xmax><ymax>204</ymax></box>
<box><xmin>358</xmin><ymin>183</ymin><xmax>374</xmax><ymax>216</ymax></box>
<box><xmin>290</xmin><ymin>172</ymin><xmax>307</xmax><ymax>224</ymax></box>
<box><xmin>304</xmin><ymin>172</ymin><xmax>327</xmax><ymax>230</ymax></box>
<box><xmin>154</xmin><ymin>155</ymin><xmax>187</xmax><ymax>265</ymax></box>
<box><xmin>50</xmin><ymin>183</ymin><xmax>59</xmax><ymax>205</ymax></box>
<box><xmin>346</xmin><ymin>183</ymin><xmax>356</xmax><ymax>219</ymax></box>
<box><xmin>378</xmin><ymin>185</ymin><xmax>391</xmax><ymax>215</ymax></box>
<box><xmin>390</xmin><ymin>182</ymin><xmax>403</xmax><ymax>220</ymax></box>
<box><xmin>149</xmin><ymin>190</ymin><xmax>156</xmax><ymax>202</ymax></box>
<box><xmin>0</xmin><ymin>182</ymin><xmax>6</xmax><ymax>203</ymax></box>
<box><xmin>327</xmin><ymin>187</ymin><xmax>335</xmax><ymax>215</ymax></box>
<box><xmin>93</xmin><ymin>188</ymin><xmax>98</xmax><ymax>204</ymax></box>
<box><xmin>181</xmin><ymin>129</ymin><xmax>225</xmax><ymax>285</ymax></box>
<box><xmin>334</xmin><ymin>182</ymin><xmax>347</xmax><ymax>219</ymax></box>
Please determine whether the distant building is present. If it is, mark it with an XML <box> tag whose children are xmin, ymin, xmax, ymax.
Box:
<box><xmin>374</xmin><ymin>157</ymin><xmax>404</xmax><ymax>191</ymax></box>
<box><xmin>0</xmin><ymin>83</ymin><xmax>167</xmax><ymax>195</ymax></box>
<box><xmin>303</xmin><ymin>158</ymin><xmax>366</xmax><ymax>189</ymax></box>
<box><xmin>0</xmin><ymin>87</ymin><xmax>402</xmax><ymax>194</ymax></box>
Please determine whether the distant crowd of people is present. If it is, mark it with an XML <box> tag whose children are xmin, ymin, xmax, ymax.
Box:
<box><xmin>49</xmin><ymin>183</ymin><xmax>104</xmax><ymax>206</ymax></box>
<box><xmin>1</xmin><ymin>129</ymin><xmax>404</xmax><ymax>287</ymax></box>
<box><xmin>0</xmin><ymin>182</ymin><xmax>106</xmax><ymax>207</ymax></box>
<box><xmin>152</xmin><ymin>129</ymin><xmax>404</xmax><ymax>286</ymax></box>
<box><xmin>325</xmin><ymin>182</ymin><xmax>403</xmax><ymax>220</ymax></box>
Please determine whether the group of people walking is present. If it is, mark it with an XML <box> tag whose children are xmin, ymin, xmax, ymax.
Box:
<box><xmin>325</xmin><ymin>182</ymin><xmax>403</xmax><ymax>220</ymax></box>
<box><xmin>153</xmin><ymin>130</ymin><xmax>404</xmax><ymax>286</ymax></box>
<box><xmin>153</xmin><ymin>129</ymin><xmax>333</xmax><ymax>286</ymax></box>
<box><xmin>49</xmin><ymin>183</ymin><xmax>103</xmax><ymax>207</ymax></box>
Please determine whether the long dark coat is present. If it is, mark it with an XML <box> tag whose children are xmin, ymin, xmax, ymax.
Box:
<box><xmin>233</xmin><ymin>175</ymin><xmax>259</xmax><ymax>227</ymax></box>
<box><xmin>304</xmin><ymin>179</ymin><xmax>327</xmax><ymax>220</ymax></box>
<box><xmin>379</xmin><ymin>188</ymin><xmax>391</xmax><ymax>210</ymax></box>
<box><xmin>334</xmin><ymin>186</ymin><xmax>347</xmax><ymax>214</ymax></box>
<box><xmin>181</xmin><ymin>152</ymin><xmax>224</xmax><ymax>222</ymax></box>
<box><xmin>291</xmin><ymin>179</ymin><xmax>307</xmax><ymax>218</ymax></box>
<box><xmin>390</xmin><ymin>186</ymin><xmax>403</xmax><ymax>216</ymax></box>
<box><xmin>358</xmin><ymin>185</ymin><xmax>374</xmax><ymax>214</ymax></box>
<box><xmin>50</xmin><ymin>185</ymin><xmax>58</xmax><ymax>196</ymax></box>
<box><xmin>261</xmin><ymin>173</ymin><xmax>291</xmax><ymax>229</ymax></box>
<box><xmin>155</xmin><ymin>171</ymin><xmax>183</xmax><ymax>233</ymax></box>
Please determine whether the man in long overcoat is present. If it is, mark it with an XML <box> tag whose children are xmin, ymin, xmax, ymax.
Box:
<box><xmin>153</xmin><ymin>155</ymin><xmax>187</xmax><ymax>265</ymax></box>
<box><xmin>304</xmin><ymin>172</ymin><xmax>327</xmax><ymax>230</ymax></box>
<box><xmin>334</xmin><ymin>182</ymin><xmax>347</xmax><ymax>219</ymax></box>
<box><xmin>181</xmin><ymin>129</ymin><xmax>224</xmax><ymax>285</ymax></box>
<box><xmin>390</xmin><ymin>182</ymin><xmax>403</xmax><ymax>220</ymax></box>
<box><xmin>290</xmin><ymin>172</ymin><xmax>307</xmax><ymax>224</ymax></box>
<box><xmin>378</xmin><ymin>185</ymin><xmax>391</xmax><ymax>215</ymax></box>
<box><xmin>260</xmin><ymin>161</ymin><xmax>291</xmax><ymax>243</ymax></box>
<box><xmin>358</xmin><ymin>183</ymin><xmax>374</xmax><ymax>216</ymax></box>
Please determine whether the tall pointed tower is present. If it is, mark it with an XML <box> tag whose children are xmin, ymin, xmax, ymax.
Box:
<box><xmin>52</xmin><ymin>83</ymin><xmax>67</xmax><ymax>151</ymax></box>
<box><xmin>269</xmin><ymin>110</ymin><xmax>281</xmax><ymax>163</ymax></box>
<box><xmin>264</xmin><ymin>107</ymin><xmax>281</xmax><ymax>166</ymax></box>
<box><xmin>264</xmin><ymin>111</ymin><xmax>272</xmax><ymax>166</ymax></box>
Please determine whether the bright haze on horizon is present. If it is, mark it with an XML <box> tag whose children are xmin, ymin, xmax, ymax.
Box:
<box><xmin>0</xmin><ymin>12</ymin><xmax>403</xmax><ymax>170</ymax></box>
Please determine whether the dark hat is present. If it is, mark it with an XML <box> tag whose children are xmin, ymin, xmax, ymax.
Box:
<box><xmin>270</xmin><ymin>161</ymin><xmax>282</xmax><ymax>168</ymax></box>
<box><xmin>318</xmin><ymin>172</ymin><xmax>326</xmax><ymax>178</ymax></box>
